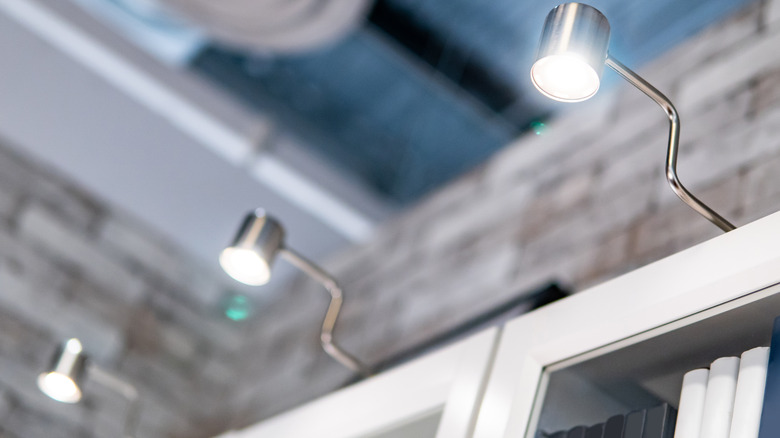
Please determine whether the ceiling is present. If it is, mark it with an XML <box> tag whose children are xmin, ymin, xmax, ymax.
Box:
<box><xmin>190</xmin><ymin>0</ymin><xmax>756</xmax><ymax>203</ymax></box>
<box><xmin>0</xmin><ymin>0</ymin><xmax>757</xmax><ymax>297</ymax></box>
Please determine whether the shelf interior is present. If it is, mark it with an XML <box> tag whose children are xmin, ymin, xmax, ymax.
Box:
<box><xmin>534</xmin><ymin>282</ymin><xmax>780</xmax><ymax>435</ymax></box>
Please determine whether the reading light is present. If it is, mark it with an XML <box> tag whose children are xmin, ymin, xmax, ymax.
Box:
<box><xmin>532</xmin><ymin>3</ymin><xmax>736</xmax><ymax>232</ymax></box>
<box><xmin>39</xmin><ymin>338</ymin><xmax>141</xmax><ymax>438</ymax></box>
<box><xmin>38</xmin><ymin>338</ymin><xmax>86</xmax><ymax>403</ymax></box>
<box><xmin>531</xmin><ymin>3</ymin><xmax>609</xmax><ymax>102</ymax></box>
<box><xmin>221</xmin><ymin>209</ymin><xmax>371</xmax><ymax>376</ymax></box>
<box><xmin>219</xmin><ymin>212</ymin><xmax>283</xmax><ymax>286</ymax></box>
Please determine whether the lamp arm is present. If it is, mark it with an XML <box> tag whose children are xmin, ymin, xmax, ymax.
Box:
<box><xmin>88</xmin><ymin>364</ymin><xmax>141</xmax><ymax>438</ymax></box>
<box><xmin>605</xmin><ymin>55</ymin><xmax>736</xmax><ymax>233</ymax></box>
<box><xmin>279</xmin><ymin>248</ymin><xmax>371</xmax><ymax>377</ymax></box>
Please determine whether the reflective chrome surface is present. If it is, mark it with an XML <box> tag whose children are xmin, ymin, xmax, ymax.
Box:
<box><xmin>280</xmin><ymin>247</ymin><xmax>371</xmax><ymax>376</ymax></box>
<box><xmin>220</xmin><ymin>209</ymin><xmax>285</xmax><ymax>285</ymax></box>
<box><xmin>605</xmin><ymin>56</ymin><xmax>736</xmax><ymax>232</ymax></box>
<box><xmin>89</xmin><ymin>365</ymin><xmax>141</xmax><ymax>438</ymax></box>
<box><xmin>37</xmin><ymin>338</ymin><xmax>88</xmax><ymax>404</ymax></box>
<box><xmin>38</xmin><ymin>339</ymin><xmax>141</xmax><ymax>437</ymax></box>
<box><xmin>531</xmin><ymin>3</ymin><xmax>610</xmax><ymax>102</ymax></box>
<box><xmin>222</xmin><ymin>209</ymin><xmax>371</xmax><ymax>375</ymax></box>
<box><xmin>532</xmin><ymin>3</ymin><xmax>735</xmax><ymax>232</ymax></box>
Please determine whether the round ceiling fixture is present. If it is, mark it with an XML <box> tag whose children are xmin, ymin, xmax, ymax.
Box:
<box><xmin>156</xmin><ymin>0</ymin><xmax>372</xmax><ymax>53</ymax></box>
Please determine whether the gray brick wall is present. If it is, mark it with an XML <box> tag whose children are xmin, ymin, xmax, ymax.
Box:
<box><xmin>0</xmin><ymin>136</ymin><xmax>246</xmax><ymax>437</ymax></box>
<box><xmin>231</xmin><ymin>0</ymin><xmax>780</xmax><ymax>426</ymax></box>
<box><xmin>4</xmin><ymin>1</ymin><xmax>780</xmax><ymax>435</ymax></box>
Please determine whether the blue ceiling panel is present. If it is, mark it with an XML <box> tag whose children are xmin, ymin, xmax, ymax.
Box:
<box><xmin>192</xmin><ymin>0</ymin><xmax>758</xmax><ymax>205</ymax></box>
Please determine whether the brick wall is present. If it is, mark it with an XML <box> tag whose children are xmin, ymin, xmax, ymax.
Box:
<box><xmin>232</xmin><ymin>0</ymin><xmax>780</xmax><ymax>425</ymax></box>
<box><xmin>4</xmin><ymin>1</ymin><xmax>780</xmax><ymax>435</ymax></box>
<box><xmin>0</xmin><ymin>136</ymin><xmax>247</xmax><ymax>436</ymax></box>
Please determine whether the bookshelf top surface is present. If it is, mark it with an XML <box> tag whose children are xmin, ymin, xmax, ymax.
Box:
<box><xmin>474</xmin><ymin>211</ymin><xmax>780</xmax><ymax>438</ymax></box>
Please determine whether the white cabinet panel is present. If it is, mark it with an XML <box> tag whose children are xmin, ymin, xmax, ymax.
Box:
<box><xmin>219</xmin><ymin>327</ymin><xmax>498</xmax><ymax>438</ymax></box>
<box><xmin>474</xmin><ymin>211</ymin><xmax>780</xmax><ymax>438</ymax></box>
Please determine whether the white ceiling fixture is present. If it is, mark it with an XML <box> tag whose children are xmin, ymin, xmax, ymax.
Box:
<box><xmin>156</xmin><ymin>0</ymin><xmax>373</xmax><ymax>53</ymax></box>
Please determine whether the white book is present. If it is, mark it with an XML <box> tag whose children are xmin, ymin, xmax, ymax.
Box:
<box><xmin>729</xmin><ymin>347</ymin><xmax>770</xmax><ymax>438</ymax></box>
<box><xmin>699</xmin><ymin>356</ymin><xmax>741</xmax><ymax>438</ymax></box>
<box><xmin>673</xmin><ymin>368</ymin><xmax>709</xmax><ymax>438</ymax></box>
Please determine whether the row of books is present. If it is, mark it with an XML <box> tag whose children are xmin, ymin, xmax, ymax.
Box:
<box><xmin>674</xmin><ymin>314</ymin><xmax>780</xmax><ymax>438</ymax></box>
<box><xmin>544</xmin><ymin>404</ymin><xmax>676</xmax><ymax>438</ymax></box>
<box><xmin>543</xmin><ymin>315</ymin><xmax>780</xmax><ymax>438</ymax></box>
<box><xmin>674</xmin><ymin>346</ymin><xmax>769</xmax><ymax>438</ymax></box>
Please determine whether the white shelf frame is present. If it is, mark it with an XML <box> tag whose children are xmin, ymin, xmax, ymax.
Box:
<box><xmin>219</xmin><ymin>327</ymin><xmax>499</xmax><ymax>438</ymax></box>
<box><xmin>473</xmin><ymin>211</ymin><xmax>780</xmax><ymax>438</ymax></box>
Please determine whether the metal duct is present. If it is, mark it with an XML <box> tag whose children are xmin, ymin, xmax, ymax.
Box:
<box><xmin>156</xmin><ymin>0</ymin><xmax>372</xmax><ymax>53</ymax></box>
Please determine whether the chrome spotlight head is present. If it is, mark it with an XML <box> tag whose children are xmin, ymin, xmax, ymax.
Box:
<box><xmin>531</xmin><ymin>3</ymin><xmax>611</xmax><ymax>102</ymax></box>
<box><xmin>220</xmin><ymin>209</ymin><xmax>285</xmax><ymax>286</ymax></box>
<box><xmin>38</xmin><ymin>338</ymin><xmax>88</xmax><ymax>403</ymax></box>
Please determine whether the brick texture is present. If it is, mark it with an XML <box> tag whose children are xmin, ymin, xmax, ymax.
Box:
<box><xmin>0</xmin><ymin>138</ymin><xmax>245</xmax><ymax>437</ymax></box>
<box><xmin>3</xmin><ymin>2</ymin><xmax>780</xmax><ymax>436</ymax></box>
<box><xmin>232</xmin><ymin>0</ymin><xmax>780</xmax><ymax>427</ymax></box>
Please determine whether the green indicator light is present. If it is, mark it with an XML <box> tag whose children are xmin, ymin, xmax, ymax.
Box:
<box><xmin>530</xmin><ymin>121</ymin><xmax>547</xmax><ymax>136</ymax></box>
<box><xmin>222</xmin><ymin>294</ymin><xmax>254</xmax><ymax>322</ymax></box>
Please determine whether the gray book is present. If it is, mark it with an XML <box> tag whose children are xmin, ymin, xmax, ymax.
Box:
<box><xmin>642</xmin><ymin>404</ymin><xmax>676</xmax><ymax>438</ymax></box>
<box><xmin>623</xmin><ymin>410</ymin><xmax>646</xmax><ymax>438</ymax></box>
<box><xmin>585</xmin><ymin>423</ymin><xmax>604</xmax><ymax>438</ymax></box>
<box><xmin>603</xmin><ymin>414</ymin><xmax>625</xmax><ymax>438</ymax></box>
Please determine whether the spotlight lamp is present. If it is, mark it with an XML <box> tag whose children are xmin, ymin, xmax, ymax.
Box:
<box><xmin>220</xmin><ymin>209</ymin><xmax>371</xmax><ymax>376</ymax></box>
<box><xmin>532</xmin><ymin>3</ymin><xmax>736</xmax><ymax>232</ymax></box>
<box><xmin>38</xmin><ymin>338</ymin><xmax>141</xmax><ymax>438</ymax></box>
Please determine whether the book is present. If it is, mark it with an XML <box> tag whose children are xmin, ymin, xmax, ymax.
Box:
<box><xmin>602</xmin><ymin>414</ymin><xmax>624</xmax><ymax>438</ymax></box>
<box><xmin>641</xmin><ymin>403</ymin><xmax>676</xmax><ymax>438</ymax></box>
<box><xmin>566</xmin><ymin>426</ymin><xmax>586</xmax><ymax>438</ymax></box>
<box><xmin>758</xmin><ymin>316</ymin><xmax>780</xmax><ymax>438</ymax></box>
<box><xmin>584</xmin><ymin>423</ymin><xmax>604</xmax><ymax>438</ymax></box>
<box><xmin>699</xmin><ymin>356</ymin><xmax>740</xmax><ymax>438</ymax></box>
<box><xmin>730</xmin><ymin>347</ymin><xmax>770</xmax><ymax>438</ymax></box>
<box><xmin>673</xmin><ymin>368</ymin><xmax>709</xmax><ymax>438</ymax></box>
<box><xmin>624</xmin><ymin>409</ymin><xmax>646</xmax><ymax>438</ymax></box>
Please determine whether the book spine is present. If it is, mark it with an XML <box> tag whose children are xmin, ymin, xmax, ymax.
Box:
<box><xmin>566</xmin><ymin>425</ymin><xmax>586</xmax><ymax>438</ymax></box>
<box><xmin>673</xmin><ymin>368</ymin><xmax>709</xmax><ymax>438</ymax></box>
<box><xmin>641</xmin><ymin>403</ymin><xmax>676</xmax><ymax>438</ymax></box>
<box><xmin>699</xmin><ymin>356</ymin><xmax>741</xmax><ymax>438</ymax></box>
<box><xmin>584</xmin><ymin>423</ymin><xmax>604</xmax><ymax>438</ymax></box>
<box><xmin>730</xmin><ymin>347</ymin><xmax>770</xmax><ymax>438</ymax></box>
<box><xmin>624</xmin><ymin>410</ymin><xmax>646</xmax><ymax>438</ymax></box>
<box><xmin>758</xmin><ymin>316</ymin><xmax>780</xmax><ymax>438</ymax></box>
<box><xmin>603</xmin><ymin>414</ymin><xmax>625</xmax><ymax>438</ymax></box>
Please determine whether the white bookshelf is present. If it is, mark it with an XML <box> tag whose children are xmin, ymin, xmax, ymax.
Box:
<box><xmin>216</xmin><ymin>210</ymin><xmax>780</xmax><ymax>438</ymax></box>
<box><xmin>217</xmin><ymin>327</ymin><xmax>498</xmax><ymax>438</ymax></box>
<box><xmin>473</xmin><ymin>211</ymin><xmax>780</xmax><ymax>438</ymax></box>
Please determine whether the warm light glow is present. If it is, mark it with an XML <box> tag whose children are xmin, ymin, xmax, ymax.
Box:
<box><xmin>37</xmin><ymin>372</ymin><xmax>82</xmax><ymax>403</ymax></box>
<box><xmin>219</xmin><ymin>247</ymin><xmax>272</xmax><ymax>286</ymax></box>
<box><xmin>531</xmin><ymin>54</ymin><xmax>600</xmax><ymax>102</ymax></box>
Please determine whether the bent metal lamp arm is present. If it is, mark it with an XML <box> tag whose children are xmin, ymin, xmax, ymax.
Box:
<box><xmin>89</xmin><ymin>366</ymin><xmax>142</xmax><ymax>438</ymax></box>
<box><xmin>605</xmin><ymin>56</ymin><xmax>735</xmax><ymax>232</ymax></box>
<box><xmin>219</xmin><ymin>209</ymin><xmax>371</xmax><ymax>376</ymax></box>
<box><xmin>531</xmin><ymin>2</ymin><xmax>736</xmax><ymax>233</ymax></box>
<box><xmin>279</xmin><ymin>247</ymin><xmax>371</xmax><ymax>376</ymax></box>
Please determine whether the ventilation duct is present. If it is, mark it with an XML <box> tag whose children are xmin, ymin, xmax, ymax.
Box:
<box><xmin>157</xmin><ymin>0</ymin><xmax>372</xmax><ymax>53</ymax></box>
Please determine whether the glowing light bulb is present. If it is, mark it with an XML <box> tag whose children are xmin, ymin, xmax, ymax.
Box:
<box><xmin>531</xmin><ymin>54</ymin><xmax>600</xmax><ymax>102</ymax></box>
<box><xmin>37</xmin><ymin>372</ymin><xmax>82</xmax><ymax>403</ymax></box>
<box><xmin>219</xmin><ymin>247</ymin><xmax>271</xmax><ymax>286</ymax></box>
